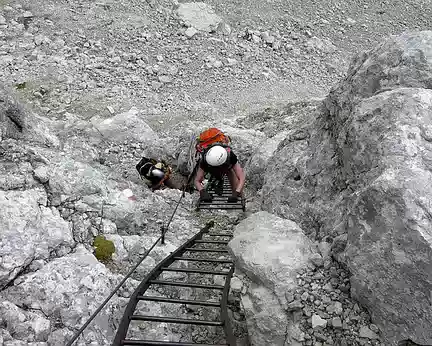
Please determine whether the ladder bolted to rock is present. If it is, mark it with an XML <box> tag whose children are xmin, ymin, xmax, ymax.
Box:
<box><xmin>112</xmin><ymin>221</ymin><xmax>237</xmax><ymax>346</ymax></box>
<box><xmin>196</xmin><ymin>177</ymin><xmax>246</xmax><ymax>212</ymax></box>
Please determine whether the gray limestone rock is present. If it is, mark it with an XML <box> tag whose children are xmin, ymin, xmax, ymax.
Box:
<box><xmin>1</xmin><ymin>245</ymin><xmax>123</xmax><ymax>345</ymax></box>
<box><xmin>325</xmin><ymin>31</ymin><xmax>432</xmax><ymax>345</ymax></box>
<box><xmin>177</xmin><ymin>3</ymin><xmax>222</xmax><ymax>32</ymax></box>
<box><xmin>0</xmin><ymin>188</ymin><xmax>74</xmax><ymax>289</ymax></box>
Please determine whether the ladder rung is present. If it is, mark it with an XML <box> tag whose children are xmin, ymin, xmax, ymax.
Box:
<box><xmin>199</xmin><ymin>203</ymin><xmax>242</xmax><ymax>206</ymax></box>
<box><xmin>185</xmin><ymin>248</ymin><xmax>228</xmax><ymax>253</ymax></box>
<box><xmin>198</xmin><ymin>207</ymin><xmax>244</xmax><ymax>210</ymax></box>
<box><xmin>129</xmin><ymin>315</ymin><xmax>224</xmax><ymax>326</ymax></box>
<box><xmin>206</xmin><ymin>192</ymin><xmax>233</xmax><ymax>195</ymax></box>
<box><xmin>122</xmin><ymin>339</ymin><xmax>228</xmax><ymax>345</ymax></box>
<box><xmin>195</xmin><ymin>240</ymin><xmax>229</xmax><ymax>244</ymax></box>
<box><xmin>173</xmin><ymin>257</ymin><xmax>233</xmax><ymax>263</ymax></box>
<box><xmin>161</xmin><ymin>267</ymin><xmax>229</xmax><ymax>275</ymax></box>
<box><xmin>206</xmin><ymin>233</ymin><xmax>233</xmax><ymax>237</ymax></box>
<box><xmin>137</xmin><ymin>296</ymin><xmax>221</xmax><ymax>307</ymax></box>
<box><xmin>149</xmin><ymin>280</ymin><xmax>224</xmax><ymax>290</ymax></box>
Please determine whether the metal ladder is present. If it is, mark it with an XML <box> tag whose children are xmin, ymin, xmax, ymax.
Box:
<box><xmin>111</xmin><ymin>221</ymin><xmax>236</xmax><ymax>346</ymax></box>
<box><xmin>196</xmin><ymin>177</ymin><xmax>246</xmax><ymax>212</ymax></box>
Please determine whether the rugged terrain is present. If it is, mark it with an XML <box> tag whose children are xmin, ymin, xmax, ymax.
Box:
<box><xmin>1</xmin><ymin>0</ymin><xmax>432</xmax><ymax>345</ymax></box>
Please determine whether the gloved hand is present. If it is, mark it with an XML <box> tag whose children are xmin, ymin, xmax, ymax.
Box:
<box><xmin>227</xmin><ymin>191</ymin><xmax>240</xmax><ymax>203</ymax></box>
<box><xmin>200</xmin><ymin>189</ymin><xmax>213</xmax><ymax>202</ymax></box>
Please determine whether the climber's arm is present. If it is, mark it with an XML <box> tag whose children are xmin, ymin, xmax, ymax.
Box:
<box><xmin>232</xmin><ymin>163</ymin><xmax>245</xmax><ymax>193</ymax></box>
<box><xmin>194</xmin><ymin>167</ymin><xmax>205</xmax><ymax>192</ymax></box>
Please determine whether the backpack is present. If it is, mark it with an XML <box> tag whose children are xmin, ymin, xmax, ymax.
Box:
<box><xmin>136</xmin><ymin>157</ymin><xmax>171</xmax><ymax>183</ymax></box>
<box><xmin>136</xmin><ymin>157</ymin><xmax>158</xmax><ymax>178</ymax></box>
<box><xmin>195</xmin><ymin>128</ymin><xmax>231</xmax><ymax>154</ymax></box>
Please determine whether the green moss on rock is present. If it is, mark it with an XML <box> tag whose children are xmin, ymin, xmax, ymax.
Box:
<box><xmin>93</xmin><ymin>235</ymin><xmax>115</xmax><ymax>262</ymax></box>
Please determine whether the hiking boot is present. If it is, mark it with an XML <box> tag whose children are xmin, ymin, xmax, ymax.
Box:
<box><xmin>214</xmin><ymin>179</ymin><xmax>224</xmax><ymax>196</ymax></box>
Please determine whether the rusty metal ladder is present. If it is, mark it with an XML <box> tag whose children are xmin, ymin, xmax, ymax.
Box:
<box><xmin>196</xmin><ymin>176</ymin><xmax>246</xmax><ymax>212</ymax></box>
<box><xmin>111</xmin><ymin>221</ymin><xmax>236</xmax><ymax>346</ymax></box>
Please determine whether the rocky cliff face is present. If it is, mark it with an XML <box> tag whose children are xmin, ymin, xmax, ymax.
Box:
<box><xmin>0</xmin><ymin>84</ymin><xmax>206</xmax><ymax>345</ymax></box>
<box><xmin>327</xmin><ymin>31</ymin><xmax>432</xmax><ymax>345</ymax></box>
<box><xmin>2</xmin><ymin>0</ymin><xmax>432</xmax><ymax>344</ymax></box>
<box><xmin>244</xmin><ymin>31</ymin><xmax>432</xmax><ymax>345</ymax></box>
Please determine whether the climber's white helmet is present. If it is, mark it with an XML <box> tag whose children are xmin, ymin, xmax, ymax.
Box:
<box><xmin>205</xmin><ymin>145</ymin><xmax>228</xmax><ymax>167</ymax></box>
<box><xmin>151</xmin><ymin>168</ymin><xmax>165</xmax><ymax>179</ymax></box>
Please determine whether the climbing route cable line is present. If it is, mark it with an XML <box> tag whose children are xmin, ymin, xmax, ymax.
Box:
<box><xmin>112</xmin><ymin>220</ymin><xmax>236</xmax><ymax>345</ymax></box>
<box><xmin>65</xmin><ymin>170</ymin><xmax>244</xmax><ymax>346</ymax></box>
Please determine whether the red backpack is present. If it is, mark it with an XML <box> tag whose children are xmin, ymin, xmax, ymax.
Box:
<box><xmin>195</xmin><ymin>128</ymin><xmax>231</xmax><ymax>154</ymax></box>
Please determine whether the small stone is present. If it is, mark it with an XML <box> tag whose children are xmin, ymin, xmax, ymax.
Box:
<box><xmin>0</xmin><ymin>15</ymin><xmax>6</xmax><ymax>25</ymax></box>
<box><xmin>312</xmin><ymin>314</ymin><xmax>327</xmax><ymax>329</ymax></box>
<box><xmin>287</xmin><ymin>300</ymin><xmax>303</xmax><ymax>311</ymax></box>
<box><xmin>310</xmin><ymin>253</ymin><xmax>324</xmax><ymax>267</ymax></box>
<box><xmin>151</xmin><ymin>81</ymin><xmax>162</xmax><ymax>90</ymax></box>
<box><xmin>33</xmin><ymin>166</ymin><xmax>50</xmax><ymax>183</ymax></box>
<box><xmin>156</xmin><ymin>55</ymin><xmax>164</xmax><ymax>62</ymax></box>
<box><xmin>230</xmin><ymin>277</ymin><xmax>243</xmax><ymax>293</ymax></box>
<box><xmin>322</xmin><ymin>296</ymin><xmax>331</xmax><ymax>304</ymax></box>
<box><xmin>261</xmin><ymin>31</ymin><xmax>274</xmax><ymax>44</ymax></box>
<box><xmin>331</xmin><ymin>317</ymin><xmax>342</xmax><ymax>329</ymax></box>
<box><xmin>217</xmin><ymin>22</ymin><xmax>231</xmax><ymax>35</ymax></box>
<box><xmin>359</xmin><ymin>326</ymin><xmax>379</xmax><ymax>340</ymax></box>
<box><xmin>251</xmin><ymin>34</ymin><xmax>261</xmax><ymax>43</ymax></box>
<box><xmin>285</xmin><ymin>292</ymin><xmax>294</xmax><ymax>303</ymax></box>
<box><xmin>326</xmin><ymin>301</ymin><xmax>343</xmax><ymax>315</ymax></box>
<box><xmin>303</xmin><ymin>306</ymin><xmax>312</xmax><ymax>318</ymax></box>
<box><xmin>213</xmin><ymin>60</ymin><xmax>223</xmax><ymax>68</ymax></box>
<box><xmin>23</xmin><ymin>11</ymin><xmax>34</xmax><ymax>18</ymax></box>
<box><xmin>226</xmin><ymin>58</ymin><xmax>237</xmax><ymax>66</ymax></box>
<box><xmin>323</xmin><ymin>282</ymin><xmax>333</xmax><ymax>292</ymax></box>
<box><xmin>185</xmin><ymin>26</ymin><xmax>198</xmax><ymax>38</ymax></box>
<box><xmin>301</xmin><ymin>292</ymin><xmax>309</xmax><ymax>301</ymax></box>
<box><xmin>158</xmin><ymin>75</ymin><xmax>172</xmax><ymax>83</ymax></box>
<box><xmin>315</xmin><ymin>333</ymin><xmax>327</xmax><ymax>342</ymax></box>
<box><xmin>370</xmin><ymin>324</ymin><xmax>379</xmax><ymax>333</ymax></box>
<box><xmin>107</xmin><ymin>106</ymin><xmax>115</xmax><ymax>114</ymax></box>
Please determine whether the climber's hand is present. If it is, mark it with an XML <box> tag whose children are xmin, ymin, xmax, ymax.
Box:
<box><xmin>199</xmin><ymin>189</ymin><xmax>213</xmax><ymax>202</ymax></box>
<box><xmin>227</xmin><ymin>191</ymin><xmax>240</xmax><ymax>203</ymax></box>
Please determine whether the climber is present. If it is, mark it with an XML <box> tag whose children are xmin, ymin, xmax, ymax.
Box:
<box><xmin>136</xmin><ymin>157</ymin><xmax>180</xmax><ymax>191</ymax></box>
<box><xmin>193</xmin><ymin>128</ymin><xmax>246</xmax><ymax>203</ymax></box>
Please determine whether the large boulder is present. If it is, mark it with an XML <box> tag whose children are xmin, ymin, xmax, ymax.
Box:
<box><xmin>228</xmin><ymin>211</ymin><xmax>316</xmax><ymax>345</ymax></box>
<box><xmin>244</xmin><ymin>130</ymin><xmax>288</xmax><ymax>191</ymax></box>
<box><xmin>324</xmin><ymin>31</ymin><xmax>432</xmax><ymax>346</ymax></box>
<box><xmin>92</xmin><ymin>107</ymin><xmax>159</xmax><ymax>144</ymax></box>
<box><xmin>0</xmin><ymin>84</ymin><xmax>59</xmax><ymax>147</ymax></box>
<box><xmin>256</xmin><ymin>101</ymin><xmax>344</xmax><ymax>239</ymax></box>
<box><xmin>1</xmin><ymin>245</ymin><xmax>123</xmax><ymax>345</ymax></box>
<box><xmin>253</xmin><ymin>30</ymin><xmax>432</xmax><ymax>345</ymax></box>
<box><xmin>0</xmin><ymin>300</ymin><xmax>51</xmax><ymax>343</ymax></box>
<box><xmin>177</xmin><ymin>3</ymin><xmax>222</xmax><ymax>33</ymax></box>
<box><xmin>0</xmin><ymin>188</ymin><xmax>75</xmax><ymax>289</ymax></box>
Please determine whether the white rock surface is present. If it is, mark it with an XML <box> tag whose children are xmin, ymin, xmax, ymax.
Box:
<box><xmin>1</xmin><ymin>245</ymin><xmax>123</xmax><ymax>345</ymax></box>
<box><xmin>0</xmin><ymin>188</ymin><xmax>74</xmax><ymax>289</ymax></box>
<box><xmin>229</xmin><ymin>211</ymin><xmax>315</xmax><ymax>345</ymax></box>
<box><xmin>93</xmin><ymin>107</ymin><xmax>158</xmax><ymax>144</ymax></box>
<box><xmin>177</xmin><ymin>3</ymin><xmax>222</xmax><ymax>32</ymax></box>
